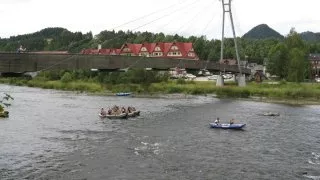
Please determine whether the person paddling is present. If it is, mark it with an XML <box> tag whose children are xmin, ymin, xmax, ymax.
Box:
<box><xmin>214</xmin><ymin>117</ymin><xmax>220</xmax><ymax>124</ymax></box>
<box><xmin>100</xmin><ymin>108</ymin><xmax>107</xmax><ymax>116</ymax></box>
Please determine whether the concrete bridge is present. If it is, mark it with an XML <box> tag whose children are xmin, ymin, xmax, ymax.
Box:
<box><xmin>0</xmin><ymin>52</ymin><xmax>251</xmax><ymax>76</ymax></box>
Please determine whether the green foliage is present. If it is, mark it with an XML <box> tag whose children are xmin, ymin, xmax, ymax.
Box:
<box><xmin>285</xmin><ymin>28</ymin><xmax>306</xmax><ymax>50</ymax></box>
<box><xmin>267</xmin><ymin>28</ymin><xmax>309</xmax><ymax>82</ymax></box>
<box><xmin>0</xmin><ymin>26</ymin><xmax>280</xmax><ymax>61</ymax></box>
<box><xmin>1</xmin><ymin>25</ymin><xmax>320</xmax><ymax>65</ymax></box>
<box><xmin>26</xmin><ymin>80</ymin><xmax>102</xmax><ymax>92</ymax></box>
<box><xmin>3</xmin><ymin>76</ymin><xmax>320</xmax><ymax>102</ymax></box>
<box><xmin>267</xmin><ymin>43</ymin><xmax>289</xmax><ymax>79</ymax></box>
<box><xmin>0</xmin><ymin>27</ymin><xmax>93</xmax><ymax>52</ymax></box>
<box><xmin>61</xmin><ymin>72</ymin><xmax>73</xmax><ymax>83</ymax></box>
<box><xmin>287</xmin><ymin>48</ymin><xmax>307</xmax><ymax>82</ymax></box>
<box><xmin>36</xmin><ymin>71</ymin><xmax>61</xmax><ymax>81</ymax></box>
<box><xmin>176</xmin><ymin>78</ymin><xmax>186</xmax><ymax>84</ymax></box>
<box><xmin>96</xmin><ymin>69</ymin><xmax>168</xmax><ymax>85</ymax></box>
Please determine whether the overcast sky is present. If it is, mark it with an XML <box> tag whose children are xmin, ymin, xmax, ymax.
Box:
<box><xmin>1</xmin><ymin>0</ymin><xmax>319</xmax><ymax>40</ymax></box>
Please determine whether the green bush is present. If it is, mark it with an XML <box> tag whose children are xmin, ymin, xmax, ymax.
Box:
<box><xmin>176</xmin><ymin>78</ymin><xmax>186</xmax><ymax>84</ymax></box>
<box><xmin>61</xmin><ymin>72</ymin><xmax>73</xmax><ymax>83</ymax></box>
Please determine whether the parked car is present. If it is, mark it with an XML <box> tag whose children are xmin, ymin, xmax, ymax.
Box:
<box><xmin>223</xmin><ymin>74</ymin><xmax>233</xmax><ymax>79</ymax></box>
<box><xmin>185</xmin><ymin>73</ymin><xmax>196</xmax><ymax>80</ymax></box>
<box><xmin>198</xmin><ymin>69</ymin><xmax>212</xmax><ymax>76</ymax></box>
<box><xmin>207</xmin><ymin>75</ymin><xmax>219</xmax><ymax>80</ymax></box>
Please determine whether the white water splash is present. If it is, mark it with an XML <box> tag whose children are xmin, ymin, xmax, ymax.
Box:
<box><xmin>303</xmin><ymin>175</ymin><xmax>320</xmax><ymax>180</ymax></box>
<box><xmin>134</xmin><ymin>142</ymin><xmax>161</xmax><ymax>156</ymax></box>
<box><xmin>308</xmin><ymin>152</ymin><xmax>320</xmax><ymax>165</ymax></box>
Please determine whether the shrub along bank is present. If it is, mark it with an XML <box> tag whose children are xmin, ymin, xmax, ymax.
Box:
<box><xmin>1</xmin><ymin>70</ymin><xmax>320</xmax><ymax>103</ymax></box>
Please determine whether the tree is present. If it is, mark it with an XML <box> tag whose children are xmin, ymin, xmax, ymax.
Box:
<box><xmin>267</xmin><ymin>28</ymin><xmax>310</xmax><ymax>81</ymax></box>
<box><xmin>267</xmin><ymin>43</ymin><xmax>289</xmax><ymax>79</ymax></box>
<box><xmin>154</xmin><ymin>33</ymin><xmax>165</xmax><ymax>42</ymax></box>
<box><xmin>287</xmin><ymin>48</ymin><xmax>307</xmax><ymax>82</ymax></box>
<box><xmin>285</xmin><ymin>28</ymin><xmax>306</xmax><ymax>50</ymax></box>
<box><xmin>193</xmin><ymin>36</ymin><xmax>207</xmax><ymax>60</ymax></box>
<box><xmin>285</xmin><ymin>28</ymin><xmax>308</xmax><ymax>82</ymax></box>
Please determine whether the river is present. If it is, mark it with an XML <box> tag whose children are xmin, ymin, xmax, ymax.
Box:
<box><xmin>0</xmin><ymin>85</ymin><xmax>319</xmax><ymax>180</ymax></box>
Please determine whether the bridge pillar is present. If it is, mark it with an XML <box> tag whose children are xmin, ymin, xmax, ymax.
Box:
<box><xmin>216</xmin><ymin>75</ymin><xmax>224</xmax><ymax>87</ymax></box>
<box><xmin>238</xmin><ymin>74</ymin><xmax>246</xmax><ymax>87</ymax></box>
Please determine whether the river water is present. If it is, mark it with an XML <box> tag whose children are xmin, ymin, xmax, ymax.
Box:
<box><xmin>0</xmin><ymin>84</ymin><xmax>319</xmax><ymax>180</ymax></box>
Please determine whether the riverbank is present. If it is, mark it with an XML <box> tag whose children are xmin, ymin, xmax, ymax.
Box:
<box><xmin>1</xmin><ymin>77</ymin><xmax>320</xmax><ymax>105</ymax></box>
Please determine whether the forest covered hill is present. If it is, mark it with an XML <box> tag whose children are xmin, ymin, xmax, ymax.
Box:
<box><xmin>1</xmin><ymin>25</ymin><xmax>320</xmax><ymax>64</ymax></box>
<box><xmin>242</xmin><ymin>24</ymin><xmax>284</xmax><ymax>40</ymax></box>
<box><xmin>242</xmin><ymin>24</ymin><xmax>320</xmax><ymax>42</ymax></box>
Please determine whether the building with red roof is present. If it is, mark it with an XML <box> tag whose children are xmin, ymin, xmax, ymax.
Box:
<box><xmin>81</xmin><ymin>42</ymin><xmax>199</xmax><ymax>60</ymax></box>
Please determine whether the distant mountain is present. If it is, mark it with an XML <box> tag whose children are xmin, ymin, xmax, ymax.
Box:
<box><xmin>299</xmin><ymin>31</ymin><xmax>320</xmax><ymax>42</ymax></box>
<box><xmin>242</xmin><ymin>24</ymin><xmax>284</xmax><ymax>40</ymax></box>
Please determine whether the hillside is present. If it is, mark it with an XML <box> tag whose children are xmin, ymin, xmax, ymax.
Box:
<box><xmin>0</xmin><ymin>27</ymin><xmax>93</xmax><ymax>53</ymax></box>
<box><xmin>299</xmin><ymin>31</ymin><xmax>320</xmax><ymax>42</ymax></box>
<box><xmin>242</xmin><ymin>24</ymin><xmax>284</xmax><ymax>40</ymax></box>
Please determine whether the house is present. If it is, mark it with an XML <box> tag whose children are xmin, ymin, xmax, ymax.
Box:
<box><xmin>81</xmin><ymin>42</ymin><xmax>199</xmax><ymax>60</ymax></box>
<box><xmin>309</xmin><ymin>53</ymin><xmax>320</xmax><ymax>78</ymax></box>
<box><xmin>254</xmin><ymin>71</ymin><xmax>267</xmax><ymax>83</ymax></box>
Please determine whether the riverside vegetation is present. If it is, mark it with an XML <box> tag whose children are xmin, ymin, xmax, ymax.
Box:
<box><xmin>1</xmin><ymin>69</ymin><xmax>320</xmax><ymax>105</ymax></box>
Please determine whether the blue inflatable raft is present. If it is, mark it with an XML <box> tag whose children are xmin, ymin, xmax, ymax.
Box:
<box><xmin>116</xmin><ymin>92</ymin><xmax>131</xmax><ymax>96</ymax></box>
<box><xmin>209</xmin><ymin>123</ymin><xmax>246</xmax><ymax>129</ymax></box>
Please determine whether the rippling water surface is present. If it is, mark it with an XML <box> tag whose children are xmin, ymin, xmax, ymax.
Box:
<box><xmin>0</xmin><ymin>85</ymin><xmax>320</xmax><ymax>180</ymax></box>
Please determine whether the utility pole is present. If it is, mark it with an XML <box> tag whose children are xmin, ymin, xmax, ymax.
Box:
<box><xmin>220</xmin><ymin>0</ymin><xmax>245</xmax><ymax>86</ymax></box>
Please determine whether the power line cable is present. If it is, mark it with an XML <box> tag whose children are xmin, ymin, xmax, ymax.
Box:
<box><xmin>129</xmin><ymin>0</ymin><xmax>200</xmax><ymax>32</ymax></box>
<box><xmin>200</xmin><ymin>12</ymin><xmax>219</xmax><ymax>37</ymax></box>
<box><xmin>196</xmin><ymin>0</ymin><xmax>221</xmax><ymax>38</ymax></box>
<box><xmin>110</xmin><ymin>0</ymin><xmax>195</xmax><ymax>30</ymax></box>
<box><xmin>94</xmin><ymin>0</ymin><xmax>201</xmax><ymax>51</ymax></box>
<box><xmin>42</xmin><ymin>2</ymin><xmax>204</xmax><ymax>71</ymax></box>
<box><xmin>153</xmin><ymin>0</ymin><xmax>207</xmax><ymax>34</ymax></box>
<box><xmin>95</xmin><ymin>0</ymin><xmax>200</xmax><ymax>45</ymax></box>
<box><xmin>175</xmin><ymin>1</ymin><xmax>214</xmax><ymax>36</ymax></box>
<box><xmin>25</xmin><ymin>1</ymin><xmax>223</xmax><ymax>72</ymax></box>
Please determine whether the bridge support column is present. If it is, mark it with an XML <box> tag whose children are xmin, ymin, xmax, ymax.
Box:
<box><xmin>216</xmin><ymin>75</ymin><xmax>224</xmax><ymax>87</ymax></box>
<box><xmin>238</xmin><ymin>74</ymin><xmax>246</xmax><ymax>87</ymax></box>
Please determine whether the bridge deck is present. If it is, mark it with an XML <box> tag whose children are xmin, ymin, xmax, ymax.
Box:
<box><xmin>0</xmin><ymin>53</ymin><xmax>251</xmax><ymax>74</ymax></box>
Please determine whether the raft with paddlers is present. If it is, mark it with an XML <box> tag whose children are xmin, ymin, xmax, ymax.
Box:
<box><xmin>99</xmin><ymin>105</ymin><xmax>140</xmax><ymax>119</ymax></box>
<box><xmin>99</xmin><ymin>112</ymin><xmax>128</xmax><ymax>119</ymax></box>
<box><xmin>209</xmin><ymin>123</ymin><xmax>246</xmax><ymax>129</ymax></box>
<box><xmin>210</xmin><ymin>117</ymin><xmax>246</xmax><ymax>129</ymax></box>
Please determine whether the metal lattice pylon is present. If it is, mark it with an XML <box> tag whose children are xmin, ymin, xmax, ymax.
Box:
<box><xmin>220</xmin><ymin>0</ymin><xmax>242</xmax><ymax>76</ymax></box>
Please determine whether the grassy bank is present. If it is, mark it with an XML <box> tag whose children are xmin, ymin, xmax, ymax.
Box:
<box><xmin>1</xmin><ymin>77</ymin><xmax>320</xmax><ymax>104</ymax></box>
